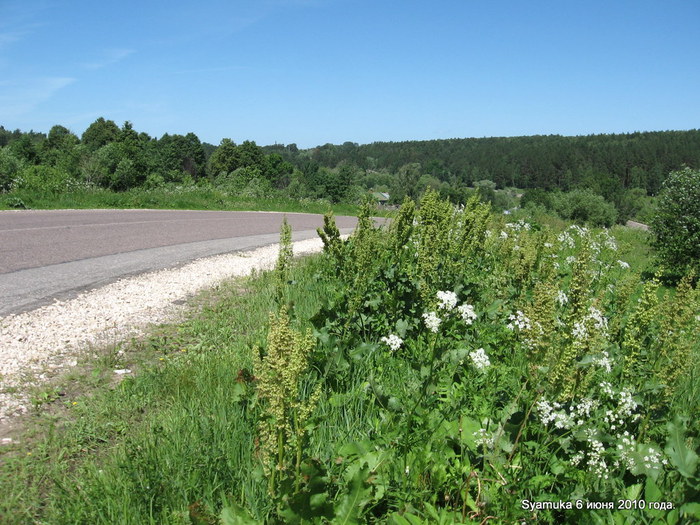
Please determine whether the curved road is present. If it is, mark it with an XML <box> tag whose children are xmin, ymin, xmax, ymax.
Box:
<box><xmin>0</xmin><ymin>209</ymin><xmax>359</xmax><ymax>316</ymax></box>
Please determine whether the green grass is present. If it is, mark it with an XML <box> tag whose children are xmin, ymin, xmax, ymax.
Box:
<box><xmin>0</xmin><ymin>270</ymin><xmax>276</xmax><ymax>523</ymax></box>
<box><xmin>0</xmin><ymin>185</ymin><xmax>375</xmax><ymax>216</ymax></box>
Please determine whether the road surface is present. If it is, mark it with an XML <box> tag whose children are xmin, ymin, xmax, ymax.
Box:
<box><xmin>0</xmin><ymin>209</ymin><xmax>359</xmax><ymax>316</ymax></box>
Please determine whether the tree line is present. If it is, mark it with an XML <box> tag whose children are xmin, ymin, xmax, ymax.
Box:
<box><xmin>2</xmin><ymin>121</ymin><xmax>699</xmax><ymax>225</ymax></box>
<box><xmin>266</xmin><ymin>131</ymin><xmax>700</xmax><ymax>196</ymax></box>
<box><xmin>0</xmin><ymin>119</ymin><xmax>296</xmax><ymax>193</ymax></box>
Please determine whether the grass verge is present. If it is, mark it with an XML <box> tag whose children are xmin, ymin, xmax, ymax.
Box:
<box><xmin>0</xmin><ymin>259</ymin><xmax>328</xmax><ymax>524</ymax></box>
<box><xmin>0</xmin><ymin>186</ymin><xmax>383</xmax><ymax>217</ymax></box>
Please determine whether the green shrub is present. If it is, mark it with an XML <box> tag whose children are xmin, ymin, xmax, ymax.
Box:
<box><xmin>11</xmin><ymin>165</ymin><xmax>72</xmax><ymax>195</ymax></box>
<box><xmin>552</xmin><ymin>189</ymin><xmax>618</xmax><ymax>227</ymax></box>
<box><xmin>650</xmin><ymin>167</ymin><xmax>700</xmax><ymax>275</ymax></box>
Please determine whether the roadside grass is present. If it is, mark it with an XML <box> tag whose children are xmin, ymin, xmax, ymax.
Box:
<box><xmin>0</xmin><ymin>186</ymin><xmax>382</xmax><ymax>217</ymax></box>
<box><xmin>0</xmin><ymin>256</ymin><xmax>335</xmax><ymax>524</ymax></box>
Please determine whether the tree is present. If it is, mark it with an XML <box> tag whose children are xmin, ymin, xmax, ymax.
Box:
<box><xmin>650</xmin><ymin>167</ymin><xmax>700</xmax><ymax>274</ymax></box>
<box><xmin>41</xmin><ymin>125</ymin><xmax>79</xmax><ymax>175</ymax></box>
<box><xmin>81</xmin><ymin>117</ymin><xmax>120</xmax><ymax>151</ymax></box>
<box><xmin>0</xmin><ymin>147</ymin><xmax>26</xmax><ymax>191</ymax></box>
<box><xmin>393</xmin><ymin>163</ymin><xmax>421</xmax><ymax>201</ymax></box>
<box><xmin>207</xmin><ymin>138</ymin><xmax>239</xmax><ymax>177</ymax></box>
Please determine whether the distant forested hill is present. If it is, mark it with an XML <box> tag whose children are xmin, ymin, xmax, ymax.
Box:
<box><xmin>265</xmin><ymin>130</ymin><xmax>700</xmax><ymax>196</ymax></box>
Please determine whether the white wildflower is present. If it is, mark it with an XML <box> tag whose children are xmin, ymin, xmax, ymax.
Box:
<box><xmin>556</xmin><ymin>290</ymin><xmax>569</xmax><ymax>306</ymax></box>
<box><xmin>507</xmin><ymin>311</ymin><xmax>531</xmax><ymax>331</ymax></box>
<box><xmin>604</xmin><ymin>236</ymin><xmax>618</xmax><ymax>251</ymax></box>
<box><xmin>422</xmin><ymin>311</ymin><xmax>442</xmax><ymax>333</ymax></box>
<box><xmin>380</xmin><ymin>334</ymin><xmax>403</xmax><ymax>352</ymax></box>
<box><xmin>436</xmin><ymin>290</ymin><xmax>458</xmax><ymax>311</ymax></box>
<box><xmin>469</xmin><ymin>348</ymin><xmax>491</xmax><ymax>370</ymax></box>
<box><xmin>593</xmin><ymin>350</ymin><xmax>613</xmax><ymax>373</ymax></box>
<box><xmin>600</xmin><ymin>381</ymin><xmax>614</xmax><ymax>396</ymax></box>
<box><xmin>557</xmin><ymin>231</ymin><xmax>576</xmax><ymax>249</ymax></box>
<box><xmin>505</xmin><ymin>220</ymin><xmax>531</xmax><ymax>232</ymax></box>
<box><xmin>457</xmin><ymin>303</ymin><xmax>477</xmax><ymax>325</ymax></box>
<box><xmin>566</xmin><ymin>255</ymin><xmax>576</xmax><ymax>264</ymax></box>
<box><xmin>587</xmin><ymin>306</ymin><xmax>608</xmax><ymax>333</ymax></box>
<box><xmin>572</xmin><ymin>321</ymin><xmax>588</xmax><ymax>340</ymax></box>
<box><xmin>617</xmin><ymin>260</ymin><xmax>630</xmax><ymax>269</ymax></box>
<box><xmin>474</xmin><ymin>428</ymin><xmax>495</xmax><ymax>448</ymax></box>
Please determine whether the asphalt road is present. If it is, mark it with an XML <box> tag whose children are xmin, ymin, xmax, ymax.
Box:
<box><xmin>0</xmin><ymin>209</ymin><xmax>359</xmax><ymax>316</ymax></box>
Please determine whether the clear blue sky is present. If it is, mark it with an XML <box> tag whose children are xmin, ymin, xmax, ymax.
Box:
<box><xmin>1</xmin><ymin>0</ymin><xmax>698</xmax><ymax>148</ymax></box>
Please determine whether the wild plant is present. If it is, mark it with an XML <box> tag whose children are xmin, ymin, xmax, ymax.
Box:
<box><xmin>316</xmin><ymin>210</ymin><xmax>345</xmax><ymax>269</ymax></box>
<box><xmin>654</xmin><ymin>272</ymin><xmax>700</xmax><ymax>405</ymax></box>
<box><xmin>274</xmin><ymin>216</ymin><xmax>293</xmax><ymax>307</ymax></box>
<box><xmin>252</xmin><ymin>306</ymin><xmax>320</xmax><ymax>496</ymax></box>
<box><xmin>621</xmin><ymin>274</ymin><xmax>661</xmax><ymax>384</ymax></box>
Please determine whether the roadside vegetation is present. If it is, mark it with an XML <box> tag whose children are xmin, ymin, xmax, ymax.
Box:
<box><xmin>1</xmin><ymin>192</ymin><xmax>698</xmax><ymax>524</ymax></box>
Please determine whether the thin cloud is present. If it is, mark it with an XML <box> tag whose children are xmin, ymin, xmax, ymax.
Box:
<box><xmin>0</xmin><ymin>0</ymin><xmax>50</xmax><ymax>50</ymax></box>
<box><xmin>0</xmin><ymin>76</ymin><xmax>76</xmax><ymax>119</ymax></box>
<box><xmin>82</xmin><ymin>48</ymin><xmax>135</xmax><ymax>70</ymax></box>
<box><xmin>171</xmin><ymin>65</ymin><xmax>248</xmax><ymax>76</ymax></box>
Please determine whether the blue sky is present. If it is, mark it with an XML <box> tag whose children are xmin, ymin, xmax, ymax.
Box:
<box><xmin>1</xmin><ymin>0</ymin><xmax>698</xmax><ymax>148</ymax></box>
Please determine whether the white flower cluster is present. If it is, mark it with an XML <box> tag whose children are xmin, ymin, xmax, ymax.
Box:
<box><xmin>556</xmin><ymin>290</ymin><xmax>569</xmax><ymax>306</ymax></box>
<box><xmin>600</xmin><ymin>381</ymin><xmax>614</xmax><ymax>396</ymax></box>
<box><xmin>505</xmin><ymin>220</ymin><xmax>531</xmax><ymax>232</ymax></box>
<box><xmin>469</xmin><ymin>348</ymin><xmax>491</xmax><ymax>370</ymax></box>
<box><xmin>380</xmin><ymin>334</ymin><xmax>403</xmax><ymax>352</ymax></box>
<box><xmin>599</xmin><ymin>387</ymin><xmax>639</xmax><ymax>431</ymax></box>
<box><xmin>507</xmin><ymin>310</ymin><xmax>532</xmax><ymax>331</ymax></box>
<box><xmin>603</xmin><ymin>233</ymin><xmax>618</xmax><ymax>252</ymax></box>
<box><xmin>587</xmin><ymin>306</ymin><xmax>608</xmax><ymax>333</ymax></box>
<box><xmin>592</xmin><ymin>350</ymin><xmax>613</xmax><ymax>373</ymax></box>
<box><xmin>642</xmin><ymin>447</ymin><xmax>667</xmax><ymax>470</ymax></box>
<box><xmin>565</xmin><ymin>255</ymin><xmax>576</xmax><ymax>264</ymax></box>
<box><xmin>569</xmin><ymin>224</ymin><xmax>590</xmax><ymax>237</ymax></box>
<box><xmin>557</xmin><ymin>231</ymin><xmax>576</xmax><ymax>249</ymax></box>
<box><xmin>572</xmin><ymin>321</ymin><xmax>588</xmax><ymax>340</ymax></box>
<box><xmin>617</xmin><ymin>260</ymin><xmax>630</xmax><ymax>269</ymax></box>
<box><xmin>586</xmin><ymin>439</ymin><xmax>610</xmax><ymax>479</ymax></box>
<box><xmin>572</xmin><ymin>306</ymin><xmax>609</xmax><ymax>342</ymax></box>
<box><xmin>616</xmin><ymin>431</ymin><xmax>637</xmax><ymax>470</ymax></box>
<box><xmin>430</xmin><ymin>292</ymin><xmax>478</xmax><ymax>328</ymax></box>
<box><xmin>457</xmin><ymin>303</ymin><xmax>477</xmax><ymax>325</ymax></box>
<box><xmin>536</xmin><ymin>397</ymin><xmax>600</xmax><ymax>430</ymax></box>
<box><xmin>422</xmin><ymin>311</ymin><xmax>442</xmax><ymax>333</ymax></box>
<box><xmin>614</xmin><ymin>432</ymin><xmax>668</xmax><ymax>472</ymax></box>
<box><xmin>474</xmin><ymin>428</ymin><xmax>495</xmax><ymax>449</ymax></box>
<box><xmin>500</xmin><ymin>230</ymin><xmax>508</xmax><ymax>239</ymax></box>
<box><xmin>437</xmin><ymin>290</ymin><xmax>458</xmax><ymax>311</ymax></box>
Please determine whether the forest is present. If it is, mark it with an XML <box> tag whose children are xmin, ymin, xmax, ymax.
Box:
<box><xmin>1</xmin><ymin>120</ymin><xmax>700</xmax><ymax>226</ymax></box>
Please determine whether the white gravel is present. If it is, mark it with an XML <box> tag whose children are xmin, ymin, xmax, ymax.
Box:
<box><xmin>0</xmin><ymin>237</ymin><xmax>327</xmax><ymax>422</ymax></box>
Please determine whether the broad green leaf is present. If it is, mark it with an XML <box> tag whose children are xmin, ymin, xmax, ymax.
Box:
<box><xmin>395</xmin><ymin>318</ymin><xmax>409</xmax><ymax>337</ymax></box>
<box><xmin>680</xmin><ymin>503</ymin><xmax>700</xmax><ymax>519</ymax></box>
<box><xmin>333</xmin><ymin>469</ymin><xmax>371</xmax><ymax>525</ymax></box>
<box><xmin>665</xmin><ymin>418</ymin><xmax>698</xmax><ymax>478</ymax></box>
<box><xmin>220</xmin><ymin>504</ymin><xmax>258</xmax><ymax>525</ymax></box>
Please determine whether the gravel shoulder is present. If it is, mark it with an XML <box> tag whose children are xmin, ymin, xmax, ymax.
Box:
<box><xmin>0</xmin><ymin>237</ymin><xmax>329</xmax><ymax>423</ymax></box>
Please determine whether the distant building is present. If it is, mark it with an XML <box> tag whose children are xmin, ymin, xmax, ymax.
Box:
<box><xmin>371</xmin><ymin>192</ymin><xmax>390</xmax><ymax>205</ymax></box>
